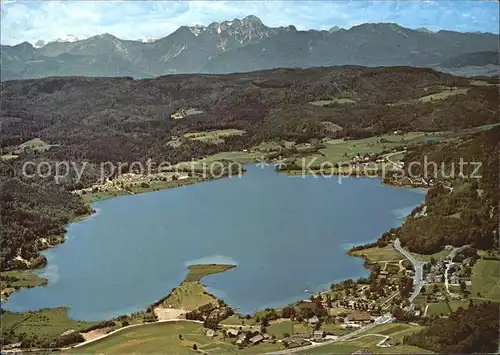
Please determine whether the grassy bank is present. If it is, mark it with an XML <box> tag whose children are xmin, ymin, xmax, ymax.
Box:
<box><xmin>298</xmin><ymin>323</ymin><xmax>432</xmax><ymax>354</ymax></box>
<box><xmin>0</xmin><ymin>307</ymin><xmax>98</xmax><ymax>348</ymax></box>
<box><xmin>81</xmin><ymin>177</ymin><xmax>206</xmax><ymax>204</ymax></box>
<box><xmin>0</xmin><ymin>270</ymin><xmax>47</xmax><ymax>301</ymax></box>
<box><xmin>470</xmin><ymin>258</ymin><xmax>500</xmax><ymax>302</ymax></box>
<box><xmin>154</xmin><ymin>264</ymin><xmax>235</xmax><ymax>311</ymax></box>
<box><xmin>68</xmin><ymin>321</ymin><xmax>282</xmax><ymax>355</ymax></box>
<box><xmin>185</xmin><ymin>264</ymin><xmax>236</xmax><ymax>282</ymax></box>
<box><xmin>349</xmin><ymin>244</ymin><xmax>404</xmax><ymax>262</ymax></box>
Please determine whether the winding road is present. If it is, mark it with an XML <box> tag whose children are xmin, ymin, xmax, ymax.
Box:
<box><xmin>385</xmin><ymin>150</ymin><xmax>406</xmax><ymax>169</ymax></box>
<box><xmin>263</xmin><ymin>314</ymin><xmax>394</xmax><ymax>355</ymax></box>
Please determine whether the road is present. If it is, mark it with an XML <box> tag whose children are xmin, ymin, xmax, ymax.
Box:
<box><xmin>385</xmin><ymin>150</ymin><xmax>406</xmax><ymax>169</ymax></box>
<box><xmin>263</xmin><ymin>314</ymin><xmax>393</xmax><ymax>354</ymax></box>
<box><xmin>444</xmin><ymin>261</ymin><xmax>460</xmax><ymax>298</ymax></box>
<box><xmin>443</xmin><ymin>245</ymin><xmax>469</xmax><ymax>298</ymax></box>
<box><xmin>393</xmin><ymin>238</ymin><xmax>425</xmax><ymax>303</ymax></box>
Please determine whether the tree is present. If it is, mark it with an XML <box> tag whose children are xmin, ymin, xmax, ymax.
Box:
<box><xmin>392</xmin><ymin>306</ymin><xmax>405</xmax><ymax>321</ymax></box>
<box><xmin>459</xmin><ymin>281</ymin><xmax>466</xmax><ymax>291</ymax></box>
<box><xmin>217</xmin><ymin>299</ymin><xmax>227</xmax><ymax>307</ymax></box>
<box><xmin>193</xmin><ymin>344</ymin><xmax>198</xmax><ymax>351</ymax></box>
<box><xmin>203</xmin><ymin>317</ymin><xmax>219</xmax><ymax>330</ymax></box>
<box><xmin>281</xmin><ymin>306</ymin><xmax>295</xmax><ymax>319</ymax></box>
<box><xmin>178</xmin><ymin>334</ymin><xmax>183</xmax><ymax>340</ymax></box>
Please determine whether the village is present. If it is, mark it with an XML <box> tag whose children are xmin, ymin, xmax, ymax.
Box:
<box><xmin>191</xmin><ymin>242</ymin><xmax>483</xmax><ymax>353</ymax></box>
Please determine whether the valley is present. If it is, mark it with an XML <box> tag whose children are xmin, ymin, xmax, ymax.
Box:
<box><xmin>0</xmin><ymin>64</ymin><xmax>498</xmax><ymax>354</ymax></box>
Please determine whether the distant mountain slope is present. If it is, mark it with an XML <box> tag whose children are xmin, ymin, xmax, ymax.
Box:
<box><xmin>1</xmin><ymin>16</ymin><xmax>498</xmax><ymax>80</ymax></box>
<box><xmin>434</xmin><ymin>51</ymin><xmax>499</xmax><ymax>77</ymax></box>
<box><xmin>203</xmin><ymin>24</ymin><xmax>498</xmax><ymax>73</ymax></box>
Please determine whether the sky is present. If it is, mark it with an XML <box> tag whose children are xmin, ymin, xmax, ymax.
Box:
<box><xmin>1</xmin><ymin>0</ymin><xmax>499</xmax><ymax>46</ymax></box>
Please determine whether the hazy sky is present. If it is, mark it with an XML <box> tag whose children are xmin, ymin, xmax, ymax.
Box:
<box><xmin>1</xmin><ymin>0</ymin><xmax>498</xmax><ymax>45</ymax></box>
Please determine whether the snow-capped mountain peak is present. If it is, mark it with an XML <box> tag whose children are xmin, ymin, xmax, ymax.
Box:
<box><xmin>55</xmin><ymin>34</ymin><xmax>79</xmax><ymax>43</ymax></box>
<box><xmin>139</xmin><ymin>37</ymin><xmax>154</xmax><ymax>43</ymax></box>
<box><xmin>185</xmin><ymin>15</ymin><xmax>285</xmax><ymax>51</ymax></box>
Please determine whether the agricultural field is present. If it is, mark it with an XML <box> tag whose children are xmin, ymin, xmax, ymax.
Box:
<box><xmin>158</xmin><ymin>264</ymin><xmax>235</xmax><ymax>310</ymax></box>
<box><xmin>410</xmin><ymin>249</ymin><xmax>450</xmax><ymax>262</ymax></box>
<box><xmin>183</xmin><ymin>129</ymin><xmax>246</xmax><ymax>144</ymax></box>
<box><xmin>320</xmin><ymin>323</ymin><xmax>352</xmax><ymax>336</ymax></box>
<box><xmin>283</xmin><ymin>123</ymin><xmax>497</xmax><ymax>173</ymax></box>
<box><xmin>80</xmin><ymin>189</ymin><xmax>130</xmax><ymax>203</ymax></box>
<box><xmin>310</xmin><ymin>323</ymin><xmax>432</xmax><ymax>354</ymax></box>
<box><xmin>1</xmin><ymin>270</ymin><xmax>47</xmax><ymax>300</ymax></box>
<box><xmin>170</xmin><ymin>108</ymin><xmax>204</xmax><ymax>120</ymax></box>
<box><xmin>389</xmin><ymin>87</ymin><xmax>469</xmax><ymax>106</ymax></box>
<box><xmin>470</xmin><ymin>80</ymin><xmax>495</xmax><ymax>86</ymax></box>
<box><xmin>0</xmin><ymin>153</ymin><xmax>19</xmax><ymax>160</ymax></box>
<box><xmin>292</xmin><ymin>132</ymin><xmax>430</xmax><ymax>168</ymax></box>
<box><xmin>220</xmin><ymin>315</ymin><xmax>258</xmax><ymax>327</ymax></box>
<box><xmin>267</xmin><ymin>320</ymin><xmax>294</xmax><ymax>338</ymax></box>
<box><xmin>447</xmin><ymin>299</ymin><xmax>469</xmax><ymax>312</ymax></box>
<box><xmin>470</xmin><ymin>259</ymin><xmax>500</xmax><ymax>302</ymax></box>
<box><xmin>15</xmin><ymin>138</ymin><xmax>59</xmax><ymax>153</ymax></box>
<box><xmin>426</xmin><ymin>302</ymin><xmax>451</xmax><ymax>316</ymax></box>
<box><xmin>185</xmin><ymin>264</ymin><xmax>236</xmax><ymax>282</ymax></box>
<box><xmin>161</xmin><ymin>280</ymin><xmax>216</xmax><ymax>310</ymax></box>
<box><xmin>253</xmin><ymin>140</ymin><xmax>296</xmax><ymax>152</ymax></box>
<box><xmin>68</xmin><ymin>321</ymin><xmax>223</xmax><ymax>354</ymax></box>
<box><xmin>371</xmin><ymin>323</ymin><xmax>422</xmax><ymax>339</ymax></box>
<box><xmin>298</xmin><ymin>344</ymin><xmax>360</xmax><ymax>354</ymax></box>
<box><xmin>68</xmin><ymin>321</ymin><xmax>282</xmax><ymax>355</ymax></box>
<box><xmin>416</xmin><ymin>87</ymin><xmax>469</xmax><ymax>103</ymax></box>
<box><xmin>309</xmin><ymin>98</ymin><xmax>357</xmax><ymax>106</ymax></box>
<box><xmin>1</xmin><ymin>307</ymin><xmax>97</xmax><ymax>345</ymax></box>
<box><xmin>350</xmin><ymin>244</ymin><xmax>404</xmax><ymax>262</ymax></box>
<box><xmin>80</xmin><ymin>177</ymin><xmax>203</xmax><ymax>203</ymax></box>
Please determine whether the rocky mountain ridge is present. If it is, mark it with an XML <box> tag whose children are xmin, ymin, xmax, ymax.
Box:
<box><xmin>1</xmin><ymin>15</ymin><xmax>498</xmax><ymax>80</ymax></box>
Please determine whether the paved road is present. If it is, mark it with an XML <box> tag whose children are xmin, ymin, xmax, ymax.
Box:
<box><xmin>393</xmin><ymin>238</ymin><xmax>425</xmax><ymax>303</ymax></box>
<box><xmin>385</xmin><ymin>150</ymin><xmax>406</xmax><ymax>169</ymax></box>
<box><xmin>263</xmin><ymin>314</ymin><xmax>394</xmax><ymax>354</ymax></box>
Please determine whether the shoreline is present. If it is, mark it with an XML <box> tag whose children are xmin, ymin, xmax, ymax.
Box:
<box><xmin>2</xmin><ymin>168</ymin><xmax>422</xmax><ymax>307</ymax></box>
<box><xmin>0</xmin><ymin>174</ymin><xmax>226</xmax><ymax>302</ymax></box>
<box><xmin>0</xmin><ymin>166</ymin><xmax>426</xmax><ymax>351</ymax></box>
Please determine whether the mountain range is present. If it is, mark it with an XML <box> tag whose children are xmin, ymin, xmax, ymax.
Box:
<box><xmin>1</xmin><ymin>15</ymin><xmax>498</xmax><ymax>81</ymax></box>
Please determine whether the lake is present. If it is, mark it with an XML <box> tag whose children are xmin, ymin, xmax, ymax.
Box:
<box><xmin>3</xmin><ymin>165</ymin><xmax>425</xmax><ymax>321</ymax></box>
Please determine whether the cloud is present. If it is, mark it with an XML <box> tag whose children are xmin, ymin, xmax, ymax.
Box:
<box><xmin>1</xmin><ymin>0</ymin><xmax>498</xmax><ymax>45</ymax></box>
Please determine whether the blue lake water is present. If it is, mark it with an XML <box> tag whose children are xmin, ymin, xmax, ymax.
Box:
<box><xmin>4</xmin><ymin>165</ymin><xmax>425</xmax><ymax>321</ymax></box>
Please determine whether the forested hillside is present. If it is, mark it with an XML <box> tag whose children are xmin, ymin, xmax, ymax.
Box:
<box><xmin>404</xmin><ymin>302</ymin><xmax>499</xmax><ymax>353</ymax></box>
<box><xmin>394</xmin><ymin>127</ymin><xmax>499</xmax><ymax>254</ymax></box>
<box><xmin>1</xmin><ymin>66</ymin><xmax>498</xmax><ymax>270</ymax></box>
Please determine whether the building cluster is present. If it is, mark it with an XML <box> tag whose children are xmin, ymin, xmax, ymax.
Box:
<box><xmin>424</xmin><ymin>253</ymin><xmax>475</xmax><ymax>289</ymax></box>
<box><xmin>204</xmin><ymin>326</ymin><xmax>275</xmax><ymax>348</ymax></box>
<box><xmin>341</xmin><ymin>312</ymin><xmax>373</xmax><ymax>329</ymax></box>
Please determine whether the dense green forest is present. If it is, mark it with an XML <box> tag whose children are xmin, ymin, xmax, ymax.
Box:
<box><xmin>404</xmin><ymin>302</ymin><xmax>499</xmax><ymax>353</ymax></box>
<box><xmin>1</xmin><ymin>66</ymin><xmax>498</xmax><ymax>270</ymax></box>
<box><xmin>394</xmin><ymin>127</ymin><xmax>499</xmax><ymax>253</ymax></box>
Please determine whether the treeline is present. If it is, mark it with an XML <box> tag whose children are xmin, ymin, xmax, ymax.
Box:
<box><xmin>395</xmin><ymin>127</ymin><xmax>499</xmax><ymax>254</ymax></box>
<box><xmin>404</xmin><ymin>302</ymin><xmax>499</xmax><ymax>353</ymax></box>
<box><xmin>0</xmin><ymin>177</ymin><xmax>92</xmax><ymax>270</ymax></box>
